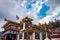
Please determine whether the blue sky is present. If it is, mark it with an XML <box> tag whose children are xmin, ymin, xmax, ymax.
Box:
<box><xmin>37</xmin><ymin>4</ymin><xmax>50</xmax><ymax>19</ymax></box>
<box><xmin>0</xmin><ymin>0</ymin><xmax>60</xmax><ymax>31</ymax></box>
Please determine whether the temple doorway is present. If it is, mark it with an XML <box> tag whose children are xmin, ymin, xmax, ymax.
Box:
<box><xmin>28</xmin><ymin>31</ymin><xmax>33</xmax><ymax>40</ymax></box>
<box><xmin>6</xmin><ymin>34</ymin><xmax>17</xmax><ymax>40</ymax></box>
<box><xmin>24</xmin><ymin>31</ymin><xmax>33</xmax><ymax>40</ymax></box>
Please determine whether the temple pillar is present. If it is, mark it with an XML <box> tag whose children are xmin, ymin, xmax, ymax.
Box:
<box><xmin>30</xmin><ymin>35</ymin><xmax>32</xmax><ymax>40</ymax></box>
<box><xmin>22</xmin><ymin>32</ymin><xmax>24</xmax><ymax>40</ymax></box>
<box><xmin>44</xmin><ymin>32</ymin><xmax>50</xmax><ymax>40</ymax></box>
<box><xmin>40</xmin><ymin>32</ymin><xmax>42</xmax><ymax>40</ymax></box>
<box><xmin>26</xmin><ymin>32</ymin><xmax>29</xmax><ymax>40</ymax></box>
<box><xmin>17</xmin><ymin>34</ymin><xmax>19</xmax><ymax>40</ymax></box>
<box><xmin>32</xmin><ymin>31</ymin><xmax>35</xmax><ymax>40</ymax></box>
<box><xmin>21</xmin><ymin>22</ymin><xmax>25</xmax><ymax>40</ymax></box>
<box><xmin>23</xmin><ymin>23</ymin><xmax>25</xmax><ymax>30</ymax></box>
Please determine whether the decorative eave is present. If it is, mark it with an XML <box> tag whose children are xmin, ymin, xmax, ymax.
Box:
<box><xmin>2</xmin><ymin>29</ymin><xmax>19</xmax><ymax>36</ymax></box>
<box><xmin>2</xmin><ymin>20</ymin><xmax>20</xmax><ymax>28</ymax></box>
<box><xmin>21</xmin><ymin>24</ymin><xmax>51</xmax><ymax>33</ymax></box>
<box><xmin>22</xmin><ymin>25</ymin><xmax>42</xmax><ymax>32</ymax></box>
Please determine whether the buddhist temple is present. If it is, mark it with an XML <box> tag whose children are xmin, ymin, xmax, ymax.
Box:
<box><xmin>51</xmin><ymin>27</ymin><xmax>60</xmax><ymax>40</ymax></box>
<box><xmin>0</xmin><ymin>17</ymin><xmax>51</xmax><ymax>40</ymax></box>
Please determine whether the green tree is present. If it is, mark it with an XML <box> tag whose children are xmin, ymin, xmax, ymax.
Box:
<box><xmin>48</xmin><ymin>19</ymin><xmax>60</xmax><ymax>28</ymax></box>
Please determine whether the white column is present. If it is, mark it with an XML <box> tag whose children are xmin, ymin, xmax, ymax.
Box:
<box><xmin>32</xmin><ymin>31</ymin><xmax>35</xmax><ymax>40</ymax></box>
<box><xmin>17</xmin><ymin>34</ymin><xmax>19</xmax><ymax>40</ymax></box>
<box><xmin>23</xmin><ymin>23</ymin><xmax>25</xmax><ymax>30</ymax></box>
<box><xmin>22</xmin><ymin>32</ymin><xmax>24</xmax><ymax>40</ymax></box>
<box><xmin>44</xmin><ymin>32</ymin><xmax>50</xmax><ymax>40</ymax></box>
<box><xmin>40</xmin><ymin>32</ymin><xmax>42</xmax><ymax>40</ymax></box>
<box><xmin>30</xmin><ymin>35</ymin><xmax>32</xmax><ymax>40</ymax></box>
<box><xmin>21</xmin><ymin>23</ymin><xmax>25</xmax><ymax>40</ymax></box>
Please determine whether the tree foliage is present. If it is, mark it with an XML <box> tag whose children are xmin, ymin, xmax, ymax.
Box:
<box><xmin>48</xmin><ymin>19</ymin><xmax>60</xmax><ymax>28</ymax></box>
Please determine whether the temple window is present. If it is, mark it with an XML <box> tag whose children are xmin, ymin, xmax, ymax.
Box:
<box><xmin>24</xmin><ymin>32</ymin><xmax>27</xmax><ymax>39</ymax></box>
<box><xmin>35</xmin><ymin>32</ymin><xmax>40</xmax><ymax>39</ymax></box>
<box><xmin>19</xmin><ymin>34</ymin><xmax>22</xmax><ymax>39</ymax></box>
<box><xmin>20</xmin><ymin>24</ymin><xmax>23</xmax><ymax>29</ymax></box>
<box><xmin>25</xmin><ymin>24</ymin><xmax>29</xmax><ymax>28</ymax></box>
<box><xmin>25</xmin><ymin>24</ymin><xmax>32</xmax><ymax>28</ymax></box>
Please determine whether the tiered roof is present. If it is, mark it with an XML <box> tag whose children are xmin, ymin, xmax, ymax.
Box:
<box><xmin>2</xmin><ymin>17</ymin><xmax>51</xmax><ymax>33</ymax></box>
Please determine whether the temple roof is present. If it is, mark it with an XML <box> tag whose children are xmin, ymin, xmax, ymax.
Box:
<box><xmin>2</xmin><ymin>17</ymin><xmax>52</xmax><ymax>33</ymax></box>
<box><xmin>2</xmin><ymin>20</ymin><xmax>20</xmax><ymax>28</ymax></box>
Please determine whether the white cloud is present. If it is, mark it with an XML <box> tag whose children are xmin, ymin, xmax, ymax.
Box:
<box><xmin>0</xmin><ymin>0</ymin><xmax>48</xmax><ymax>18</ymax></box>
<box><xmin>0</xmin><ymin>0</ymin><xmax>48</xmax><ymax>29</ymax></box>
<box><xmin>39</xmin><ymin>5</ymin><xmax>60</xmax><ymax>24</ymax></box>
